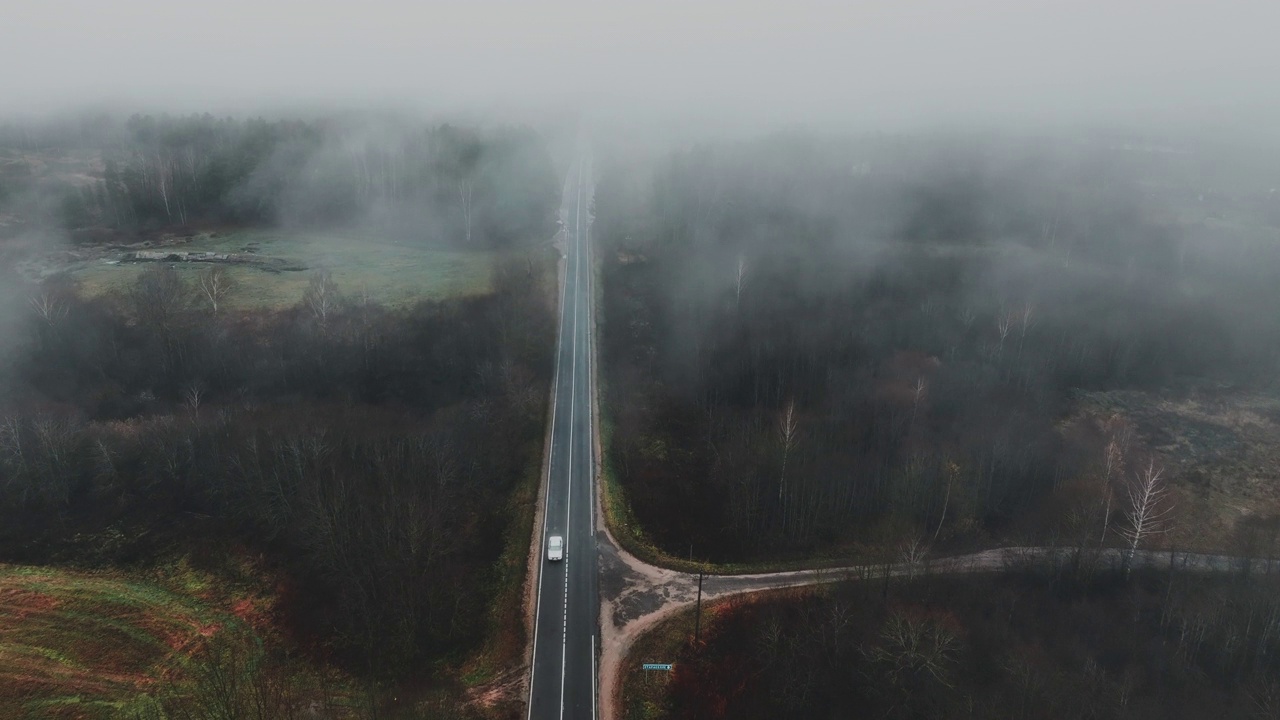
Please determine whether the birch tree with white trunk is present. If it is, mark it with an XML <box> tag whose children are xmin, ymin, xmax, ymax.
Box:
<box><xmin>777</xmin><ymin>399</ymin><xmax>800</xmax><ymax>531</ymax></box>
<box><xmin>996</xmin><ymin>311</ymin><xmax>1013</xmax><ymax>356</ymax></box>
<box><xmin>911</xmin><ymin>377</ymin><xmax>927</xmax><ymax>428</ymax></box>
<box><xmin>735</xmin><ymin>254</ymin><xmax>748</xmax><ymax>311</ymax></box>
<box><xmin>184</xmin><ymin>383</ymin><xmax>204</xmax><ymax>418</ymax></box>
<box><xmin>198</xmin><ymin>266</ymin><xmax>232</xmax><ymax>317</ymax></box>
<box><xmin>29</xmin><ymin>292</ymin><xmax>69</xmax><ymax>327</ymax></box>
<box><xmin>1017</xmin><ymin>300</ymin><xmax>1035</xmax><ymax>355</ymax></box>
<box><xmin>1121</xmin><ymin>459</ymin><xmax>1174</xmax><ymax>577</ymax></box>
<box><xmin>304</xmin><ymin>271</ymin><xmax>341</xmax><ymax>329</ymax></box>
<box><xmin>458</xmin><ymin>179</ymin><xmax>474</xmax><ymax>244</ymax></box>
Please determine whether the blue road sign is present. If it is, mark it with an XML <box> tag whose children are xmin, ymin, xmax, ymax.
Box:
<box><xmin>642</xmin><ymin>663</ymin><xmax>673</xmax><ymax>671</ymax></box>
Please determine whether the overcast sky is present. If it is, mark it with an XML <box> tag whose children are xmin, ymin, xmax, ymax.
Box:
<box><xmin>4</xmin><ymin>0</ymin><xmax>1278</xmax><ymax>136</ymax></box>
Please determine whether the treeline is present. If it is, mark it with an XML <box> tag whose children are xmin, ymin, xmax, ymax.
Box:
<box><xmin>21</xmin><ymin>261</ymin><xmax>549</xmax><ymax>413</ymax></box>
<box><xmin>0</xmin><ymin>256</ymin><xmax>555</xmax><ymax>675</ymax></box>
<box><xmin>661</xmin><ymin>570</ymin><xmax>1280</xmax><ymax>720</ymax></box>
<box><xmin>597</xmin><ymin>134</ymin><xmax>1280</xmax><ymax>561</ymax></box>
<box><xmin>13</xmin><ymin>113</ymin><xmax>559</xmax><ymax>246</ymax></box>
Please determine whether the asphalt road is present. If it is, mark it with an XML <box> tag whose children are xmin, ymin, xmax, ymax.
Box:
<box><xmin>527</xmin><ymin>149</ymin><xmax>598</xmax><ymax>720</ymax></box>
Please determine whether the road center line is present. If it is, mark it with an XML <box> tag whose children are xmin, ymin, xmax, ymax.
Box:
<box><xmin>558</xmin><ymin>152</ymin><xmax>584</xmax><ymax>720</ymax></box>
<box><xmin>527</xmin><ymin>155</ymin><xmax>578</xmax><ymax>720</ymax></box>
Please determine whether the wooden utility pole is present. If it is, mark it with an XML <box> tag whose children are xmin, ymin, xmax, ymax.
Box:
<box><xmin>694</xmin><ymin>570</ymin><xmax>704</xmax><ymax>645</ymax></box>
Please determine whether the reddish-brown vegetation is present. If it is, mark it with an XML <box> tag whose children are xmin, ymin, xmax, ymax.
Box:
<box><xmin>633</xmin><ymin>570</ymin><xmax>1280</xmax><ymax>720</ymax></box>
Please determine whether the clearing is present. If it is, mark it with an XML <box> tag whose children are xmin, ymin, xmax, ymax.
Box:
<box><xmin>35</xmin><ymin>229</ymin><xmax>495</xmax><ymax>310</ymax></box>
<box><xmin>1068</xmin><ymin>387</ymin><xmax>1280</xmax><ymax>553</ymax></box>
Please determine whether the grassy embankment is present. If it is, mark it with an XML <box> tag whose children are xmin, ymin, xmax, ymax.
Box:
<box><xmin>619</xmin><ymin>604</ymin><xmax>693</xmax><ymax>720</ymax></box>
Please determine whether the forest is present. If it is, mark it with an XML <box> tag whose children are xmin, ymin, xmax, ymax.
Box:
<box><xmin>1</xmin><ymin>256</ymin><xmax>554</xmax><ymax>675</ymax></box>
<box><xmin>643</xmin><ymin>566</ymin><xmax>1280</xmax><ymax>720</ymax></box>
<box><xmin>1</xmin><ymin>113</ymin><xmax>559</xmax><ymax>247</ymax></box>
<box><xmin>596</xmin><ymin>132</ymin><xmax>1280</xmax><ymax>562</ymax></box>
<box><xmin>0</xmin><ymin>112</ymin><xmax>564</xmax><ymax>716</ymax></box>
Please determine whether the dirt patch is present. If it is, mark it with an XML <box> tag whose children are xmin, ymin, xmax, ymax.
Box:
<box><xmin>15</xmin><ymin>231</ymin><xmax>309</xmax><ymax>283</ymax></box>
<box><xmin>121</xmin><ymin>249</ymin><xmax>306</xmax><ymax>273</ymax></box>
<box><xmin>465</xmin><ymin>665</ymin><xmax>526</xmax><ymax>717</ymax></box>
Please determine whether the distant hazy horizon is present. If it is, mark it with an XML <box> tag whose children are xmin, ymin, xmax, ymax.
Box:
<box><xmin>5</xmin><ymin>0</ymin><xmax>1280</xmax><ymax>140</ymax></box>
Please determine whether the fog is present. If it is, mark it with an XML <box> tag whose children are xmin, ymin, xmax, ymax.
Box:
<box><xmin>8</xmin><ymin>2</ymin><xmax>1280</xmax><ymax>713</ymax></box>
<box><xmin>5</xmin><ymin>0</ymin><xmax>1280</xmax><ymax>138</ymax></box>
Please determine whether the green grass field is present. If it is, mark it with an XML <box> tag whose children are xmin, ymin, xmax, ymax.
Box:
<box><xmin>0</xmin><ymin>563</ymin><xmax>265</xmax><ymax>719</ymax></box>
<box><xmin>71</xmin><ymin>230</ymin><xmax>495</xmax><ymax>311</ymax></box>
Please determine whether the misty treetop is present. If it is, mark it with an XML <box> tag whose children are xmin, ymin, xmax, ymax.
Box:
<box><xmin>598</xmin><ymin>133</ymin><xmax>1280</xmax><ymax>561</ymax></box>
<box><xmin>14</xmin><ymin>113</ymin><xmax>559</xmax><ymax>246</ymax></box>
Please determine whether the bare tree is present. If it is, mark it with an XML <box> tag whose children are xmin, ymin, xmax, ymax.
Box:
<box><xmin>1007</xmin><ymin>657</ymin><xmax>1047</xmax><ymax>718</ymax></box>
<box><xmin>198</xmin><ymin>266</ymin><xmax>232</xmax><ymax>317</ymax></box>
<box><xmin>899</xmin><ymin>535</ymin><xmax>930</xmax><ymax>579</ymax></box>
<box><xmin>129</xmin><ymin>265</ymin><xmax>194</xmax><ymax>374</ymax></box>
<box><xmin>134</xmin><ymin>266</ymin><xmax>191</xmax><ymax>321</ymax></box>
<box><xmin>865</xmin><ymin>612</ymin><xmax>958</xmax><ymax>688</ymax></box>
<box><xmin>1121</xmin><ymin>459</ymin><xmax>1174</xmax><ymax>576</ymax></box>
<box><xmin>932</xmin><ymin>460</ymin><xmax>959</xmax><ymax>543</ymax></box>
<box><xmin>458</xmin><ymin>179</ymin><xmax>474</xmax><ymax>244</ymax></box>
<box><xmin>996</xmin><ymin>311</ymin><xmax>1013</xmax><ymax>355</ymax></box>
<box><xmin>1100</xmin><ymin>419</ymin><xmax>1132</xmax><ymax>544</ymax></box>
<box><xmin>163</xmin><ymin>634</ymin><xmax>309</xmax><ymax>720</ymax></box>
<box><xmin>777</xmin><ymin>398</ymin><xmax>799</xmax><ymax>497</ymax></box>
<box><xmin>1247</xmin><ymin>678</ymin><xmax>1280</xmax><ymax>720</ymax></box>
<box><xmin>28</xmin><ymin>291</ymin><xmax>69</xmax><ymax>327</ymax></box>
<box><xmin>0</xmin><ymin>417</ymin><xmax>26</xmax><ymax>476</ymax></box>
<box><xmin>911</xmin><ymin>377</ymin><xmax>928</xmax><ymax>427</ymax></box>
<box><xmin>156</xmin><ymin>156</ymin><xmax>172</xmax><ymax>221</ymax></box>
<box><xmin>184</xmin><ymin>383</ymin><xmax>204</xmax><ymax>418</ymax></box>
<box><xmin>303</xmin><ymin>271</ymin><xmax>341</xmax><ymax>328</ymax></box>
<box><xmin>30</xmin><ymin>418</ymin><xmax>77</xmax><ymax>506</ymax></box>
<box><xmin>93</xmin><ymin>439</ymin><xmax>117</xmax><ymax>484</ymax></box>
<box><xmin>735</xmin><ymin>253</ymin><xmax>748</xmax><ymax>310</ymax></box>
<box><xmin>1017</xmin><ymin>300</ymin><xmax>1035</xmax><ymax>355</ymax></box>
